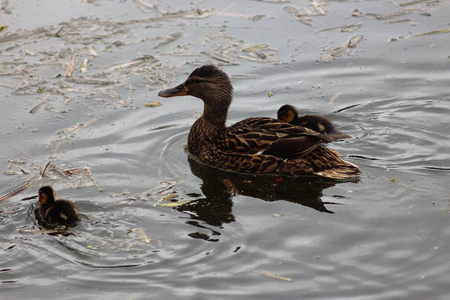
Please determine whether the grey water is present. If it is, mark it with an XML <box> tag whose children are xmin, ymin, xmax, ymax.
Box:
<box><xmin>1</xmin><ymin>0</ymin><xmax>449</xmax><ymax>299</ymax></box>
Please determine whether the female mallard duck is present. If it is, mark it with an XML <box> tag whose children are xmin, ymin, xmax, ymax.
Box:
<box><xmin>277</xmin><ymin>104</ymin><xmax>349</xmax><ymax>138</ymax></box>
<box><xmin>37</xmin><ymin>186</ymin><xmax>80</xmax><ymax>227</ymax></box>
<box><xmin>158</xmin><ymin>65</ymin><xmax>360</xmax><ymax>179</ymax></box>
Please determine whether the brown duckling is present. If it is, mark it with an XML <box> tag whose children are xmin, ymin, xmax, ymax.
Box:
<box><xmin>277</xmin><ymin>104</ymin><xmax>351</xmax><ymax>140</ymax></box>
<box><xmin>37</xmin><ymin>186</ymin><xmax>80</xmax><ymax>227</ymax></box>
<box><xmin>158</xmin><ymin>65</ymin><xmax>360</xmax><ymax>180</ymax></box>
<box><xmin>277</xmin><ymin>104</ymin><xmax>336</xmax><ymax>133</ymax></box>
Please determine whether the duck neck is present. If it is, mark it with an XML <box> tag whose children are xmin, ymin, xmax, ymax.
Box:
<box><xmin>202</xmin><ymin>102</ymin><xmax>228</xmax><ymax>130</ymax></box>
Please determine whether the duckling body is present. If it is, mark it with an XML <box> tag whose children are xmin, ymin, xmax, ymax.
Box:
<box><xmin>158</xmin><ymin>65</ymin><xmax>360</xmax><ymax>179</ymax></box>
<box><xmin>38</xmin><ymin>186</ymin><xmax>80</xmax><ymax>227</ymax></box>
<box><xmin>277</xmin><ymin>104</ymin><xmax>348</xmax><ymax>138</ymax></box>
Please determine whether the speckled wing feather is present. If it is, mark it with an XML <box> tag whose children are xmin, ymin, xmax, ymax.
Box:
<box><xmin>222</xmin><ymin>117</ymin><xmax>331</xmax><ymax>158</ymax></box>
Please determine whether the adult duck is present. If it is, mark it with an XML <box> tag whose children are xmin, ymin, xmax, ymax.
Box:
<box><xmin>37</xmin><ymin>186</ymin><xmax>80</xmax><ymax>227</ymax></box>
<box><xmin>158</xmin><ymin>65</ymin><xmax>360</xmax><ymax>179</ymax></box>
<box><xmin>277</xmin><ymin>104</ymin><xmax>350</xmax><ymax>138</ymax></box>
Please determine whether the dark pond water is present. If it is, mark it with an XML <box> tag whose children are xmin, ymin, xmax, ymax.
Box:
<box><xmin>1</xmin><ymin>0</ymin><xmax>449</xmax><ymax>299</ymax></box>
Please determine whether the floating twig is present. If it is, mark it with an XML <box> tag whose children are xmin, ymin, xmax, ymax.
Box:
<box><xmin>316</xmin><ymin>23</ymin><xmax>362</xmax><ymax>34</ymax></box>
<box><xmin>318</xmin><ymin>35</ymin><xmax>364</xmax><ymax>63</ymax></box>
<box><xmin>80</xmin><ymin>59</ymin><xmax>88</xmax><ymax>73</ymax></box>
<box><xmin>144</xmin><ymin>101</ymin><xmax>162</xmax><ymax>108</ymax></box>
<box><xmin>262</xmin><ymin>271</ymin><xmax>293</xmax><ymax>282</ymax></box>
<box><xmin>411</xmin><ymin>28</ymin><xmax>450</xmax><ymax>38</ymax></box>
<box><xmin>243</xmin><ymin>44</ymin><xmax>269</xmax><ymax>53</ymax></box>
<box><xmin>65</xmin><ymin>55</ymin><xmax>78</xmax><ymax>78</ymax></box>
<box><xmin>154</xmin><ymin>32</ymin><xmax>183</xmax><ymax>49</ymax></box>
<box><xmin>328</xmin><ymin>92</ymin><xmax>342</xmax><ymax>104</ymax></box>
<box><xmin>284</xmin><ymin>6</ymin><xmax>313</xmax><ymax>26</ymax></box>
<box><xmin>106</xmin><ymin>55</ymin><xmax>158</xmax><ymax>72</ymax></box>
<box><xmin>0</xmin><ymin>176</ymin><xmax>41</xmax><ymax>203</ymax></box>
<box><xmin>29</xmin><ymin>94</ymin><xmax>50</xmax><ymax>113</ymax></box>
<box><xmin>201</xmin><ymin>51</ymin><xmax>239</xmax><ymax>65</ymax></box>
<box><xmin>399</xmin><ymin>0</ymin><xmax>428</xmax><ymax>7</ymax></box>
<box><xmin>369</xmin><ymin>10</ymin><xmax>413</xmax><ymax>20</ymax></box>
<box><xmin>65</xmin><ymin>77</ymin><xmax>116</xmax><ymax>86</ymax></box>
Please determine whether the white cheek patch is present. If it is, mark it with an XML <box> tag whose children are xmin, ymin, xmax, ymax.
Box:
<box><xmin>60</xmin><ymin>212</ymin><xmax>68</xmax><ymax>220</ymax></box>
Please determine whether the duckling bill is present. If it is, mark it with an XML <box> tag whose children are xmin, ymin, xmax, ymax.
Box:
<box><xmin>37</xmin><ymin>186</ymin><xmax>80</xmax><ymax>227</ymax></box>
<box><xmin>158</xmin><ymin>65</ymin><xmax>360</xmax><ymax>180</ymax></box>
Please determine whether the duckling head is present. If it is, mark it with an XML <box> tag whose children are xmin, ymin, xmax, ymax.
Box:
<box><xmin>38</xmin><ymin>186</ymin><xmax>56</xmax><ymax>205</ymax></box>
<box><xmin>277</xmin><ymin>104</ymin><xmax>299</xmax><ymax>124</ymax></box>
<box><xmin>158</xmin><ymin>65</ymin><xmax>233</xmax><ymax>115</ymax></box>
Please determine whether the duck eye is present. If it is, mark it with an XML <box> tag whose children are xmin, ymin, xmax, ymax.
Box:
<box><xmin>195</xmin><ymin>79</ymin><xmax>202</xmax><ymax>83</ymax></box>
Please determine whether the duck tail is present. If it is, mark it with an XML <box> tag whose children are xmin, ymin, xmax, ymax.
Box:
<box><xmin>314</xmin><ymin>159</ymin><xmax>360</xmax><ymax>181</ymax></box>
<box><xmin>327</xmin><ymin>133</ymin><xmax>352</xmax><ymax>141</ymax></box>
<box><xmin>311</xmin><ymin>146</ymin><xmax>361</xmax><ymax>181</ymax></box>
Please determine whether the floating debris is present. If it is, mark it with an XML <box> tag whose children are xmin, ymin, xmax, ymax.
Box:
<box><xmin>133</xmin><ymin>180</ymin><xmax>182</xmax><ymax>201</ymax></box>
<box><xmin>135</xmin><ymin>0</ymin><xmax>157</xmax><ymax>13</ymax></box>
<box><xmin>386</xmin><ymin>176</ymin><xmax>399</xmax><ymax>183</ymax></box>
<box><xmin>386</xmin><ymin>18</ymin><xmax>410</xmax><ymax>23</ymax></box>
<box><xmin>399</xmin><ymin>0</ymin><xmax>429</xmax><ymax>7</ymax></box>
<box><xmin>99</xmin><ymin>88</ymin><xmax>129</xmax><ymax>107</ymax></box>
<box><xmin>424</xmin><ymin>166</ymin><xmax>450</xmax><ymax>171</ymax></box>
<box><xmin>230</xmin><ymin>74</ymin><xmax>262</xmax><ymax>79</ymax></box>
<box><xmin>65</xmin><ymin>77</ymin><xmax>116</xmax><ymax>86</ymax></box>
<box><xmin>348</xmin><ymin>34</ymin><xmax>364</xmax><ymax>48</ymax></box>
<box><xmin>157</xmin><ymin>199</ymin><xmax>193</xmax><ymax>207</ymax></box>
<box><xmin>368</xmin><ymin>10</ymin><xmax>413</xmax><ymax>20</ymax></box>
<box><xmin>58</xmin><ymin>119</ymin><xmax>97</xmax><ymax>139</ymax></box>
<box><xmin>0</xmin><ymin>176</ymin><xmax>41</xmax><ymax>203</ymax></box>
<box><xmin>262</xmin><ymin>271</ymin><xmax>293</xmax><ymax>282</ymax></box>
<box><xmin>411</xmin><ymin>28</ymin><xmax>450</xmax><ymax>38</ymax></box>
<box><xmin>29</xmin><ymin>95</ymin><xmax>50</xmax><ymax>114</ymax></box>
<box><xmin>80</xmin><ymin>59</ymin><xmax>88</xmax><ymax>73</ymax></box>
<box><xmin>106</xmin><ymin>55</ymin><xmax>158</xmax><ymax>72</ymax></box>
<box><xmin>154</xmin><ymin>32</ymin><xmax>183</xmax><ymax>49</ymax></box>
<box><xmin>201</xmin><ymin>51</ymin><xmax>239</xmax><ymax>65</ymax></box>
<box><xmin>328</xmin><ymin>92</ymin><xmax>342</xmax><ymax>104</ymax></box>
<box><xmin>352</xmin><ymin>8</ymin><xmax>364</xmax><ymax>17</ymax></box>
<box><xmin>65</xmin><ymin>55</ymin><xmax>78</xmax><ymax>78</ymax></box>
<box><xmin>242</xmin><ymin>44</ymin><xmax>269</xmax><ymax>53</ymax></box>
<box><xmin>127</xmin><ymin>228</ymin><xmax>151</xmax><ymax>245</ymax></box>
<box><xmin>318</xmin><ymin>35</ymin><xmax>364</xmax><ymax>63</ymax></box>
<box><xmin>144</xmin><ymin>101</ymin><xmax>162</xmax><ymax>108</ymax></box>
<box><xmin>161</xmin><ymin>193</ymin><xmax>178</xmax><ymax>201</ymax></box>
<box><xmin>283</xmin><ymin>6</ymin><xmax>313</xmax><ymax>26</ymax></box>
<box><xmin>310</xmin><ymin>0</ymin><xmax>328</xmax><ymax>15</ymax></box>
<box><xmin>316</xmin><ymin>23</ymin><xmax>362</xmax><ymax>34</ymax></box>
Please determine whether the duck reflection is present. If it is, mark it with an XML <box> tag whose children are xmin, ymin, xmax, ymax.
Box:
<box><xmin>175</xmin><ymin>155</ymin><xmax>354</xmax><ymax>241</ymax></box>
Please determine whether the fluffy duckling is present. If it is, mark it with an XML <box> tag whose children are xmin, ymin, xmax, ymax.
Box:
<box><xmin>277</xmin><ymin>104</ymin><xmax>337</xmax><ymax>134</ymax></box>
<box><xmin>37</xmin><ymin>186</ymin><xmax>80</xmax><ymax>227</ymax></box>
<box><xmin>158</xmin><ymin>65</ymin><xmax>360</xmax><ymax>180</ymax></box>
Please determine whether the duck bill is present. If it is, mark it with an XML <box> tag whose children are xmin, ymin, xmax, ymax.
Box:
<box><xmin>158</xmin><ymin>83</ymin><xmax>188</xmax><ymax>98</ymax></box>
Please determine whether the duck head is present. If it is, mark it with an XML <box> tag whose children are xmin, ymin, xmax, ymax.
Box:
<box><xmin>277</xmin><ymin>104</ymin><xmax>299</xmax><ymax>124</ymax></box>
<box><xmin>38</xmin><ymin>186</ymin><xmax>56</xmax><ymax>205</ymax></box>
<box><xmin>158</xmin><ymin>65</ymin><xmax>233</xmax><ymax>124</ymax></box>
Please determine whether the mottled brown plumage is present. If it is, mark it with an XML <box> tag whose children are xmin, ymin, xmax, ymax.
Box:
<box><xmin>38</xmin><ymin>186</ymin><xmax>80</xmax><ymax>227</ymax></box>
<box><xmin>158</xmin><ymin>65</ymin><xmax>360</xmax><ymax>179</ymax></box>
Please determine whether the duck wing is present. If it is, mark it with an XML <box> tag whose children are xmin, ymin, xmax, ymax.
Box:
<box><xmin>222</xmin><ymin>117</ymin><xmax>332</xmax><ymax>158</ymax></box>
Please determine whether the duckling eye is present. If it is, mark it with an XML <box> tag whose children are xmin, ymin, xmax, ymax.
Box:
<box><xmin>194</xmin><ymin>79</ymin><xmax>202</xmax><ymax>83</ymax></box>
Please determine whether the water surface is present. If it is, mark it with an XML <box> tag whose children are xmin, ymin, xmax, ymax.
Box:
<box><xmin>1</xmin><ymin>0</ymin><xmax>449</xmax><ymax>299</ymax></box>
